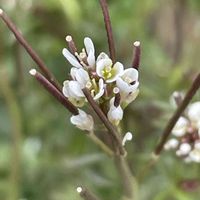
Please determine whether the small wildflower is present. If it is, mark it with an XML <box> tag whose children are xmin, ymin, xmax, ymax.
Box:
<box><xmin>165</xmin><ymin>95</ymin><xmax>200</xmax><ymax>163</ymax></box>
<box><xmin>70</xmin><ymin>109</ymin><xmax>94</xmax><ymax>131</ymax></box>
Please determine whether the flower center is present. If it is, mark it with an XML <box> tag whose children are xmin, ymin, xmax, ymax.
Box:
<box><xmin>102</xmin><ymin>65</ymin><xmax>114</xmax><ymax>79</ymax></box>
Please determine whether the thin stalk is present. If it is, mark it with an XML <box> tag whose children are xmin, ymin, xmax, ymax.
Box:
<box><xmin>0</xmin><ymin>9</ymin><xmax>61</xmax><ymax>91</ymax></box>
<box><xmin>99</xmin><ymin>0</ymin><xmax>116</xmax><ymax>62</ymax></box>
<box><xmin>77</xmin><ymin>186</ymin><xmax>101</xmax><ymax>200</ymax></box>
<box><xmin>82</xmin><ymin>88</ymin><xmax>126</xmax><ymax>156</ymax></box>
<box><xmin>29</xmin><ymin>69</ymin><xmax>79</xmax><ymax>115</ymax></box>
<box><xmin>154</xmin><ymin>73</ymin><xmax>200</xmax><ymax>155</ymax></box>
<box><xmin>132</xmin><ymin>41</ymin><xmax>141</xmax><ymax>70</ymax></box>
<box><xmin>89</xmin><ymin>131</ymin><xmax>114</xmax><ymax>157</ymax></box>
<box><xmin>114</xmin><ymin>155</ymin><xmax>138</xmax><ymax>200</ymax></box>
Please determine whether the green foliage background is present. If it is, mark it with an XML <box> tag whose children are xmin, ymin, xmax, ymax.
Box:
<box><xmin>0</xmin><ymin>0</ymin><xmax>200</xmax><ymax>199</ymax></box>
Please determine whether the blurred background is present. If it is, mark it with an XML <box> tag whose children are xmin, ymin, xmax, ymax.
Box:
<box><xmin>0</xmin><ymin>0</ymin><xmax>200</xmax><ymax>199</ymax></box>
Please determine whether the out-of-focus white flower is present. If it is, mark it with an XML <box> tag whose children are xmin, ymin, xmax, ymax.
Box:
<box><xmin>107</xmin><ymin>97</ymin><xmax>123</xmax><ymax>125</ymax></box>
<box><xmin>194</xmin><ymin>140</ymin><xmax>200</xmax><ymax>150</ymax></box>
<box><xmin>188</xmin><ymin>102</ymin><xmax>200</xmax><ymax>127</ymax></box>
<box><xmin>96</xmin><ymin>58</ymin><xmax>124</xmax><ymax>83</ymax></box>
<box><xmin>172</xmin><ymin>117</ymin><xmax>189</xmax><ymax>137</ymax></box>
<box><xmin>63</xmin><ymin>37</ymin><xmax>95</xmax><ymax>69</ymax></box>
<box><xmin>122</xmin><ymin>132</ymin><xmax>133</xmax><ymax>146</ymax></box>
<box><xmin>164</xmin><ymin>138</ymin><xmax>179</xmax><ymax>150</ymax></box>
<box><xmin>62</xmin><ymin>80</ymin><xmax>85</xmax><ymax>107</ymax></box>
<box><xmin>70</xmin><ymin>109</ymin><xmax>94</xmax><ymax>131</ymax></box>
<box><xmin>189</xmin><ymin>149</ymin><xmax>200</xmax><ymax>163</ymax></box>
<box><xmin>176</xmin><ymin>143</ymin><xmax>191</xmax><ymax>156</ymax></box>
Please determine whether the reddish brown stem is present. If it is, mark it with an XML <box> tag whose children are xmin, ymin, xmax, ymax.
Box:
<box><xmin>82</xmin><ymin>88</ymin><xmax>126</xmax><ymax>156</ymax></box>
<box><xmin>0</xmin><ymin>9</ymin><xmax>61</xmax><ymax>91</ymax></box>
<box><xmin>29</xmin><ymin>69</ymin><xmax>79</xmax><ymax>115</ymax></box>
<box><xmin>132</xmin><ymin>41</ymin><xmax>141</xmax><ymax>70</ymax></box>
<box><xmin>77</xmin><ymin>186</ymin><xmax>101</xmax><ymax>200</ymax></box>
<box><xmin>154</xmin><ymin>73</ymin><xmax>200</xmax><ymax>155</ymax></box>
<box><xmin>99</xmin><ymin>0</ymin><xmax>116</xmax><ymax>62</ymax></box>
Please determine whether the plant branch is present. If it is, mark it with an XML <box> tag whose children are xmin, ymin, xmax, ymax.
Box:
<box><xmin>154</xmin><ymin>72</ymin><xmax>200</xmax><ymax>155</ymax></box>
<box><xmin>114</xmin><ymin>155</ymin><xmax>138</xmax><ymax>200</ymax></box>
<box><xmin>77</xmin><ymin>186</ymin><xmax>101</xmax><ymax>200</ymax></box>
<box><xmin>29</xmin><ymin>69</ymin><xmax>79</xmax><ymax>115</ymax></box>
<box><xmin>99</xmin><ymin>0</ymin><xmax>116</xmax><ymax>62</ymax></box>
<box><xmin>0</xmin><ymin>8</ymin><xmax>61</xmax><ymax>91</ymax></box>
<box><xmin>89</xmin><ymin>131</ymin><xmax>114</xmax><ymax>157</ymax></box>
<box><xmin>82</xmin><ymin>88</ymin><xmax>126</xmax><ymax>156</ymax></box>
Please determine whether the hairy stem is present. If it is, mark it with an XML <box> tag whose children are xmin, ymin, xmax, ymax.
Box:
<box><xmin>99</xmin><ymin>0</ymin><xmax>116</xmax><ymax>62</ymax></box>
<box><xmin>0</xmin><ymin>9</ymin><xmax>61</xmax><ymax>91</ymax></box>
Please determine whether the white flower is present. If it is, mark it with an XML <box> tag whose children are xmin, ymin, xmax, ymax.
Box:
<box><xmin>62</xmin><ymin>80</ymin><xmax>85</xmax><ymax>107</ymax></box>
<box><xmin>164</xmin><ymin>138</ymin><xmax>179</xmax><ymax>150</ymax></box>
<box><xmin>176</xmin><ymin>143</ymin><xmax>191</xmax><ymax>156</ymax></box>
<box><xmin>116</xmin><ymin>68</ymin><xmax>139</xmax><ymax>94</ymax></box>
<box><xmin>122</xmin><ymin>132</ymin><xmax>133</xmax><ymax>146</ymax></box>
<box><xmin>63</xmin><ymin>37</ymin><xmax>96</xmax><ymax>68</ymax></box>
<box><xmin>172</xmin><ymin>117</ymin><xmax>189</xmax><ymax>137</ymax></box>
<box><xmin>70</xmin><ymin>109</ymin><xmax>94</xmax><ymax>131</ymax></box>
<box><xmin>189</xmin><ymin>149</ymin><xmax>200</xmax><ymax>163</ymax></box>
<box><xmin>116</xmin><ymin>68</ymin><xmax>139</xmax><ymax>105</ymax></box>
<box><xmin>69</xmin><ymin>68</ymin><xmax>104</xmax><ymax>100</ymax></box>
<box><xmin>70</xmin><ymin>68</ymin><xmax>90</xmax><ymax>88</ymax></box>
<box><xmin>96</xmin><ymin>52</ymin><xmax>109</xmax><ymax>62</ymax></box>
<box><xmin>107</xmin><ymin>97</ymin><xmax>123</xmax><ymax>125</ymax></box>
<box><xmin>96</xmin><ymin>58</ymin><xmax>124</xmax><ymax>83</ymax></box>
<box><xmin>188</xmin><ymin>102</ymin><xmax>200</xmax><ymax>126</ymax></box>
<box><xmin>62</xmin><ymin>48</ymin><xmax>82</xmax><ymax>68</ymax></box>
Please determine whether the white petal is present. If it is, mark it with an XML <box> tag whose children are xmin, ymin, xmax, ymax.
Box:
<box><xmin>179</xmin><ymin>143</ymin><xmax>191</xmax><ymax>155</ymax></box>
<box><xmin>62</xmin><ymin>81</ymin><xmax>70</xmax><ymax>97</ymax></box>
<box><xmin>84</xmin><ymin>37</ymin><xmax>95</xmax><ymax>55</ymax></box>
<box><xmin>122</xmin><ymin>68</ymin><xmax>139</xmax><ymax>82</ymax></box>
<box><xmin>70</xmin><ymin>109</ymin><xmax>94</xmax><ymax>131</ymax></box>
<box><xmin>93</xmin><ymin>79</ymin><xmax>104</xmax><ymax>100</ymax></box>
<box><xmin>62</xmin><ymin>48</ymin><xmax>82</xmax><ymax>68</ymax></box>
<box><xmin>122</xmin><ymin>132</ymin><xmax>133</xmax><ymax>146</ymax></box>
<box><xmin>172</xmin><ymin>117</ymin><xmax>188</xmax><ymax>137</ymax></box>
<box><xmin>106</xmin><ymin>62</ymin><xmax>124</xmax><ymax>83</ymax></box>
<box><xmin>96</xmin><ymin>58</ymin><xmax>112</xmax><ymax>77</ymax></box>
<box><xmin>189</xmin><ymin>149</ymin><xmax>200</xmax><ymax>163</ymax></box>
<box><xmin>68</xmin><ymin>81</ymin><xmax>84</xmax><ymax>97</ymax></box>
<box><xmin>188</xmin><ymin>102</ymin><xmax>200</xmax><ymax>123</ymax></box>
<box><xmin>87</xmin><ymin>50</ymin><xmax>96</xmax><ymax>68</ymax></box>
<box><xmin>96</xmin><ymin>52</ymin><xmax>109</xmax><ymax>62</ymax></box>
<box><xmin>74</xmin><ymin>68</ymin><xmax>90</xmax><ymax>88</ymax></box>
<box><xmin>164</xmin><ymin>138</ymin><xmax>179</xmax><ymax>150</ymax></box>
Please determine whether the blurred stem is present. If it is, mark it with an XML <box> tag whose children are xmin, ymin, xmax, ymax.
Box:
<box><xmin>99</xmin><ymin>0</ymin><xmax>116</xmax><ymax>62</ymax></box>
<box><xmin>78</xmin><ymin>186</ymin><xmax>101</xmax><ymax>200</ymax></box>
<box><xmin>89</xmin><ymin>131</ymin><xmax>114</xmax><ymax>157</ymax></box>
<box><xmin>0</xmin><ymin>69</ymin><xmax>22</xmax><ymax>200</ymax></box>
<box><xmin>114</xmin><ymin>155</ymin><xmax>138</xmax><ymax>200</ymax></box>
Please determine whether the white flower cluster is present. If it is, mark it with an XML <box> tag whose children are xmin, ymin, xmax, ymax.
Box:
<box><xmin>164</xmin><ymin>100</ymin><xmax>200</xmax><ymax>163</ymax></box>
<box><xmin>62</xmin><ymin>36</ymin><xmax>139</xmax><ymax>131</ymax></box>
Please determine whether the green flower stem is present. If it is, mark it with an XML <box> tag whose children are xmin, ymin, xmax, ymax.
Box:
<box><xmin>89</xmin><ymin>131</ymin><xmax>114</xmax><ymax>157</ymax></box>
